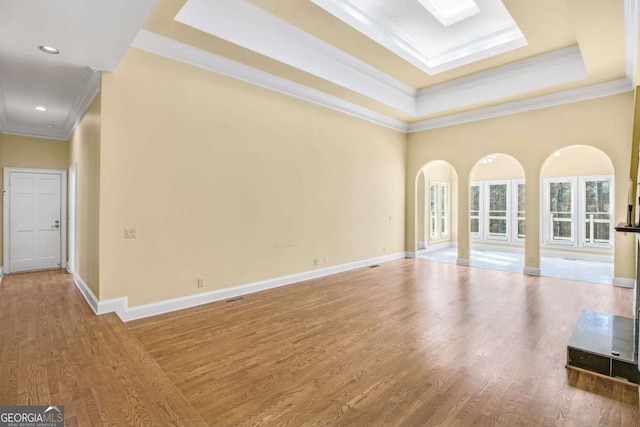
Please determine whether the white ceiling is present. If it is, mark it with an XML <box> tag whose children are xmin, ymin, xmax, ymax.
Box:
<box><xmin>1</xmin><ymin>0</ymin><xmax>638</xmax><ymax>139</ymax></box>
<box><xmin>0</xmin><ymin>0</ymin><xmax>157</xmax><ymax>140</ymax></box>
<box><xmin>309</xmin><ymin>0</ymin><xmax>527</xmax><ymax>75</ymax></box>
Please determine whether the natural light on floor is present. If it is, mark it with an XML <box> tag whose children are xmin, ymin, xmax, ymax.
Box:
<box><xmin>417</xmin><ymin>247</ymin><xmax>613</xmax><ymax>285</ymax></box>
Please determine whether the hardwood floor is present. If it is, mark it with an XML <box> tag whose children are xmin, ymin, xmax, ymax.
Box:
<box><xmin>128</xmin><ymin>260</ymin><xmax>639</xmax><ymax>426</ymax></box>
<box><xmin>1</xmin><ymin>262</ymin><xmax>638</xmax><ymax>426</ymax></box>
<box><xmin>0</xmin><ymin>270</ymin><xmax>206</xmax><ymax>426</ymax></box>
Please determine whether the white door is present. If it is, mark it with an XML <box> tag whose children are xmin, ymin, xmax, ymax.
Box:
<box><xmin>8</xmin><ymin>171</ymin><xmax>62</xmax><ymax>272</ymax></box>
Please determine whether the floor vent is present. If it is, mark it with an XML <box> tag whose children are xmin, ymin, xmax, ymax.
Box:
<box><xmin>369</xmin><ymin>265</ymin><xmax>379</xmax><ymax>268</ymax></box>
<box><xmin>226</xmin><ymin>297</ymin><xmax>245</xmax><ymax>303</ymax></box>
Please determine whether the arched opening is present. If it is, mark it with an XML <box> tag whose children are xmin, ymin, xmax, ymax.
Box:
<box><xmin>539</xmin><ymin>145</ymin><xmax>614</xmax><ymax>284</ymax></box>
<box><xmin>467</xmin><ymin>154</ymin><xmax>525</xmax><ymax>272</ymax></box>
<box><xmin>414</xmin><ymin>161</ymin><xmax>458</xmax><ymax>261</ymax></box>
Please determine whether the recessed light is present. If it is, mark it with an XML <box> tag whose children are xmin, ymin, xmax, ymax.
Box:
<box><xmin>38</xmin><ymin>45</ymin><xmax>59</xmax><ymax>55</ymax></box>
<box><xmin>44</xmin><ymin>124</ymin><xmax>55</xmax><ymax>128</ymax></box>
<box><xmin>35</xmin><ymin>106</ymin><xmax>47</xmax><ymax>112</ymax></box>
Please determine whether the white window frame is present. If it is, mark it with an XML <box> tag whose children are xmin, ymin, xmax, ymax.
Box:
<box><xmin>512</xmin><ymin>180</ymin><xmax>525</xmax><ymax>242</ymax></box>
<box><xmin>429</xmin><ymin>181</ymin><xmax>439</xmax><ymax>239</ymax></box>
<box><xmin>440</xmin><ymin>182</ymin><xmax>450</xmax><ymax>238</ymax></box>
<box><xmin>542</xmin><ymin>175</ymin><xmax>614</xmax><ymax>251</ymax></box>
<box><xmin>428</xmin><ymin>181</ymin><xmax>451</xmax><ymax>241</ymax></box>
<box><xmin>543</xmin><ymin>177</ymin><xmax>577</xmax><ymax>247</ymax></box>
<box><xmin>470</xmin><ymin>181</ymin><xmax>483</xmax><ymax>240</ymax></box>
<box><xmin>579</xmin><ymin>175</ymin><xmax>614</xmax><ymax>250</ymax></box>
<box><xmin>484</xmin><ymin>180</ymin><xmax>510</xmax><ymax>241</ymax></box>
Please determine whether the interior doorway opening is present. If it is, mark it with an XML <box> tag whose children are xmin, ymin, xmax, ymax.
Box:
<box><xmin>539</xmin><ymin>145</ymin><xmax>614</xmax><ymax>284</ymax></box>
<box><xmin>415</xmin><ymin>161</ymin><xmax>458</xmax><ymax>255</ymax></box>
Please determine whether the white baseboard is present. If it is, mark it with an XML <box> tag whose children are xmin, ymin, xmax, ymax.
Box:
<box><xmin>406</xmin><ymin>252</ymin><xmax>417</xmax><ymax>259</ymax></box>
<box><xmin>612</xmin><ymin>277</ymin><xmax>635</xmax><ymax>288</ymax></box>
<box><xmin>73</xmin><ymin>273</ymin><xmax>100</xmax><ymax>314</ymax></box>
<box><xmin>0</xmin><ymin>266</ymin><xmax>3</xmax><ymax>284</ymax></box>
<box><xmin>541</xmin><ymin>250</ymin><xmax>613</xmax><ymax>263</ymax></box>
<box><xmin>95</xmin><ymin>252</ymin><xmax>409</xmax><ymax>322</ymax></box>
<box><xmin>421</xmin><ymin>241</ymin><xmax>454</xmax><ymax>254</ymax></box>
<box><xmin>523</xmin><ymin>267</ymin><xmax>541</xmax><ymax>276</ymax></box>
<box><xmin>457</xmin><ymin>258</ymin><xmax>470</xmax><ymax>267</ymax></box>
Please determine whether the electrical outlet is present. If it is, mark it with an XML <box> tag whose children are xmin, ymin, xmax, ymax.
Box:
<box><xmin>197</xmin><ymin>278</ymin><xmax>204</xmax><ymax>288</ymax></box>
<box><xmin>314</xmin><ymin>259</ymin><xmax>318</xmax><ymax>266</ymax></box>
<box><xmin>383</xmin><ymin>246</ymin><xmax>386</xmax><ymax>252</ymax></box>
<box><xmin>324</xmin><ymin>256</ymin><xmax>329</xmax><ymax>264</ymax></box>
<box><xmin>125</xmin><ymin>228</ymin><xmax>137</xmax><ymax>239</ymax></box>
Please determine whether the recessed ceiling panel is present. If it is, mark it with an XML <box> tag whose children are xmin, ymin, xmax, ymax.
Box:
<box><xmin>310</xmin><ymin>0</ymin><xmax>527</xmax><ymax>75</ymax></box>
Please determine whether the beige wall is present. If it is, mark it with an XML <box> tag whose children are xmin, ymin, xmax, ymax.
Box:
<box><xmin>68</xmin><ymin>93</ymin><xmax>101</xmax><ymax>297</ymax></box>
<box><xmin>0</xmin><ymin>134</ymin><xmax>69</xmax><ymax>267</ymax></box>
<box><xmin>470</xmin><ymin>155</ymin><xmax>524</xmax><ymax>181</ymax></box>
<box><xmin>99</xmin><ymin>48</ymin><xmax>406</xmax><ymax>306</ymax></box>
<box><xmin>407</xmin><ymin>93</ymin><xmax>635</xmax><ymax>279</ymax></box>
<box><xmin>541</xmin><ymin>145</ymin><xmax>614</xmax><ymax>177</ymax></box>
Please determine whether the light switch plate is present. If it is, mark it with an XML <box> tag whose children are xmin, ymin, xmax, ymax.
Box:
<box><xmin>125</xmin><ymin>228</ymin><xmax>137</xmax><ymax>239</ymax></box>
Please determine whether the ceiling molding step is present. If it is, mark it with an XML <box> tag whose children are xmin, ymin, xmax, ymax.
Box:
<box><xmin>415</xmin><ymin>45</ymin><xmax>587</xmax><ymax>116</ymax></box>
<box><xmin>624</xmin><ymin>0</ymin><xmax>640</xmax><ymax>83</ymax></box>
<box><xmin>408</xmin><ymin>78</ymin><xmax>633</xmax><ymax>133</ymax></box>
<box><xmin>62</xmin><ymin>68</ymin><xmax>101</xmax><ymax>140</ymax></box>
<box><xmin>311</xmin><ymin>0</ymin><xmax>527</xmax><ymax>76</ymax></box>
<box><xmin>174</xmin><ymin>0</ymin><xmax>416</xmax><ymax>114</ymax></box>
<box><xmin>132</xmin><ymin>30</ymin><xmax>408</xmax><ymax>133</ymax></box>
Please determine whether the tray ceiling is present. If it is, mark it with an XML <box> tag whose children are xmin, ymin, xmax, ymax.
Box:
<box><xmin>0</xmin><ymin>0</ymin><xmax>637</xmax><ymax>138</ymax></box>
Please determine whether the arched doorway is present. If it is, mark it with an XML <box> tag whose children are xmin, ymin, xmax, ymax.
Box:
<box><xmin>468</xmin><ymin>154</ymin><xmax>525</xmax><ymax>272</ymax></box>
<box><xmin>539</xmin><ymin>145</ymin><xmax>614</xmax><ymax>284</ymax></box>
<box><xmin>415</xmin><ymin>161</ymin><xmax>458</xmax><ymax>262</ymax></box>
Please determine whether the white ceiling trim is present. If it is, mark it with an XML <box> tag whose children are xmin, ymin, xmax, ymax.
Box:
<box><xmin>408</xmin><ymin>79</ymin><xmax>633</xmax><ymax>132</ymax></box>
<box><xmin>132</xmin><ymin>0</ymin><xmax>637</xmax><ymax>135</ymax></box>
<box><xmin>416</xmin><ymin>45</ymin><xmax>587</xmax><ymax>116</ymax></box>
<box><xmin>174</xmin><ymin>0</ymin><xmax>417</xmax><ymax>114</ymax></box>
<box><xmin>311</xmin><ymin>0</ymin><xmax>527</xmax><ymax>75</ymax></box>
<box><xmin>131</xmin><ymin>31</ymin><xmax>408</xmax><ymax>132</ymax></box>
<box><xmin>0</xmin><ymin>68</ymin><xmax>100</xmax><ymax>141</ymax></box>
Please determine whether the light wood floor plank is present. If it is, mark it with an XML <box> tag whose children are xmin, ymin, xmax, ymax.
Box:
<box><xmin>128</xmin><ymin>259</ymin><xmax>640</xmax><ymax>426</ymax></box>
<box><xmin>0</xmin><ymin>269</ymin><xmax>206</xmax><ymax>426</ymax></box>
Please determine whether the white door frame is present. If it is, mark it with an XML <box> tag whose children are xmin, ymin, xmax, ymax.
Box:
<box><xmin>68</xmin><ymin>163</ymin><xmax>77</xmax><ymax>274</ymax></box>
<box><xmin>3</xmin><ymin>167</ymin><xmax>68</xmax><ymax>274</ymax></box>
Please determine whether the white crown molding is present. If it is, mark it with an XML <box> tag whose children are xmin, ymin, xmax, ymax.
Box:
<box><xmin>408</xmin><ymin>79</ymin><xmax>633</xmax><ymax>133</ymax></box>
<box><xmin>312</xmin><ymin>0</ymin><xmax>527</xmax><ymax>75</ymax></box>
<box><xmin>131</xmin><ymin>30</ymin><xmax>408</xmax><ymax>132</ymax></box>
<box><xmin>174</xmin><ymin>0</ymin><xmax>416</xmax><ymax>114</ymax></box>
<box><xmin>0</xmin><ymin>68</ymin><xmax>100</xmax><ymax>141</ymax></box>
<box><xmin>62</xmin><ymin>68</ymin><xmax>101</xmax><ymax>140</ymax></box>
<box><xmin>415</xmin><ymin>45</ymin><xmax>587</xmax><ymax>116</ymax></box>
<box><xmin>91</xmin><ymin>252</ymin><xmax>408</xmax><ymax>322</ymax></box>
<box><xmin>135</xmin><ymin>0</ymin><xmax>638</xmax><ymax>135</ymax></box>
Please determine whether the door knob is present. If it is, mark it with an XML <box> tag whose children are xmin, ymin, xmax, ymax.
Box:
<box><xmin>52</xmin><ymin>224</ymin><xmax>60</xmax><ymax>228</ymax></box>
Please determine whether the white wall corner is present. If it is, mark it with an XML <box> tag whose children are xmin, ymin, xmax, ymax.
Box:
<box><xmin>612</xmin><ymin>277</ymin><xmax>636</xmax><ymax>288</ymax></box>
<box><xmin>523</xmin><ymin>267</ymin><xmax>541</xmax><ymax>276</ymax></box>
<box><xmin>457</xmin><ymin>258</ymin><xmax>470</xmax><ymax>266</ymax></box>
